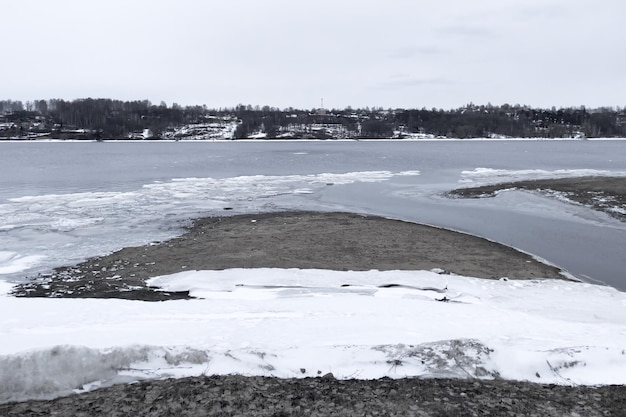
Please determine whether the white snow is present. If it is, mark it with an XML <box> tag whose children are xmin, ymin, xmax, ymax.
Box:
<box><xmin>0</xmin><ymin>252</ymin><xmax>46</xmax><ymax>275</ymax></box>
<box><xmin>0</xmin><ymin>280</ymin><xmax>15</xmax><ymax>296</ymax></box>
<box><xmin>459</xmin><ymin>167</ymin><xmax>626</xmax><ymax>186</ymax></box>
<box><xmin>1</xmin><ymin>268</ymin><xmax>625</xmax><ymax>403</ymax></box>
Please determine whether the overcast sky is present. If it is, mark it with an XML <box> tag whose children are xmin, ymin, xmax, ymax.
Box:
<box><xmin>3</xmin><ymin>0</ymin><xmax>625</xmax><ymax>110</ymax></box>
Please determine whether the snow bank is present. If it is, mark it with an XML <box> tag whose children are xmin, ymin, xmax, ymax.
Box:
<box><xmin>0</xmin><ymin>345</ymin><xmax>212</xmax><ymax>402</ymax></box>
<box><xmin>1</xmin><ymin>268</ymin><xmax>625</xmax><ymax>403</ymax></box>
<box><xmin>0</xmin><ymin>280</ymin><xmax>15</xmax><ymax>296</ymax></box>
<box><xmin>0</xmin><ymin>252</ymin><xmax>46</xmax><ymax>275</ymax></box>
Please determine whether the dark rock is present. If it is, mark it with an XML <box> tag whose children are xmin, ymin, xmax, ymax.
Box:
<box><xmin>1</xmin><ymin>375</ymin><xmax>623</xmax><ymax>417</ymax></box>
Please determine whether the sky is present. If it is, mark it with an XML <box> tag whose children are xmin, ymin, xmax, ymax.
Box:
<box><xmin>3</xmin><ymin>0</ymin><xmax>625</xmax><ymax>110</ymax></box>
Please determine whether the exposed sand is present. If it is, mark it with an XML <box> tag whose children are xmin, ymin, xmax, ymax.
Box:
<box><xmin>14</xmin><ymin>211</ymin><xmax>566</xmax><ymax>301</ymax></box>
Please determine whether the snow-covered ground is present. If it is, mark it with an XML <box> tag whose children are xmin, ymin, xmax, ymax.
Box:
<box><xmin>1</xmin><ymin>268</ymin><xmax>625</xmax><ymax>403</ymax></box>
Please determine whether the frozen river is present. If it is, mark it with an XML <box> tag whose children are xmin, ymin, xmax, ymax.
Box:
<box><xmin>1</xmin><ymin>139</ymin><xmax>626</xmax><ymax>290</ymax></box>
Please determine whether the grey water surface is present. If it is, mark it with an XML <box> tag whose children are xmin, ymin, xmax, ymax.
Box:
<box><xmin>1</xmin><ymin>140</ymin><xmax>625</xmax><ymax>289</ymax></box>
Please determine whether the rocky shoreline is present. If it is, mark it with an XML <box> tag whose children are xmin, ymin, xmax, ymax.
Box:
<box><xmin>2</xmin><ymin>374</ymin><xmax>624</xmax><ymax>416</ymax></box>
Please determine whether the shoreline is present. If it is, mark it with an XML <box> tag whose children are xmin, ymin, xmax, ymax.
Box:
<box><xmin>2</xmin><ymin>137</ymin><xmax>626</xmax><ymax>143</ymax></box>
<box><xmin>449</xmin><ymin>176</ymin><xmax>626</xmax><ymax>223</ymax></box>
<box><xmin>12</xmin><ymin>174</ymin><xmax>626</xmax><ymax>300</ymax></box>
<box><xmin>14</xmin><ymin>211</ymin><xmax>567</xmax><ymax>301</ymax></box>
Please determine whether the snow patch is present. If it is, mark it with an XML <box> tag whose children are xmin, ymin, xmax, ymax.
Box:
<box><xmin>459</xmin><ymin>168</ymin><xmax>626</xmax><ymax>186</ymax></box>
<box><xmin>0</xmin><ymin>252</ymin><xmax>47</xmax><ymax>275</ymax></box>
<box><xmin>2</xmin><ymin>269</ymin><xmax>626</xmax><ymax>403</ymax></box>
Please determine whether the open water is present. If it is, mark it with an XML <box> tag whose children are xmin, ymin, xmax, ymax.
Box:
<box><xmin>1</xmin><ymin>140</ymin><xmax>625</xmax><ymax>289</ymax></box>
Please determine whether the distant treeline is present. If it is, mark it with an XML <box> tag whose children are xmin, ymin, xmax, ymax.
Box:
<box><xmin>1</xmin><ymin>98</ymin><xmax>625</xmax><ymax>139</ymax></box>
<box><xmin>0</xmin><ymin>99</ymin><xmax>208</xmax><ymax>139</ymax></box>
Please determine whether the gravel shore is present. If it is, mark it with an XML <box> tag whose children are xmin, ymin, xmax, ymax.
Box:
<box><xmin>2</xmin><ymin>374</ymin><xmax>625</xmax><ymax>417</ymax></box>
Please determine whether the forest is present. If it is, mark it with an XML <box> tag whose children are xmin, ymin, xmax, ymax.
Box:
<box><xmin>1</xmin><ymin>98</ymin><xmax>625</xmax><ymax>140</ymax></box>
